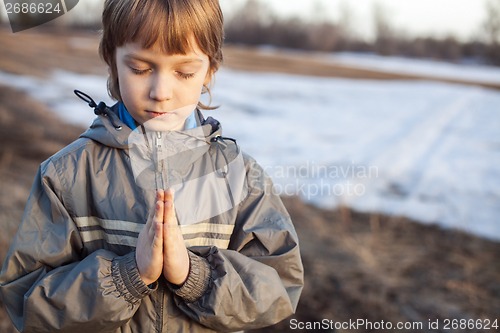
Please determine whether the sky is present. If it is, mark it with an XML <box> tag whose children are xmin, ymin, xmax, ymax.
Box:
<box><xmin>220</xmin><ymin>0</ymin><xmax>491</xmax><ymax>41</ymax></box>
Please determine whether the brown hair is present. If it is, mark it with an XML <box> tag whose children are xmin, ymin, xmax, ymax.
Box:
<box><xmin>99</xmin><ymin>0</ymin><xmax>224</xmax><ymax>109</ymax></box>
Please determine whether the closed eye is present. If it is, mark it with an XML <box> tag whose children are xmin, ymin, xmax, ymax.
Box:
<box><xmin>130</xmin><ymin>67</ymin><xmax>151</xmax><ymax>75</ymax></box>
<box><xmin>177</xmin><ymin>72</ymin><xmax>196</xmax><ymax>80</ymax></box>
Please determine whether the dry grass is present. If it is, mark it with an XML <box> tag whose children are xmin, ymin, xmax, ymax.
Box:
<box><xmin>0</xmin><ymin>27</ymin><xmax>105</xmax><ymax>77</ymax></box>
<box><xmin>259</xmin><ymin>197</ymin><xmax>500</xmax><ymax>333</ymax></box>
<box><xmin>0</xmin><ymin>86</ymin><xmax>83</xmax><ymax>333</ymax></box>
<box><xmin>224</xmin><ymin>46</ymin><xmax>500</xmax><ymax>91</ymax></box>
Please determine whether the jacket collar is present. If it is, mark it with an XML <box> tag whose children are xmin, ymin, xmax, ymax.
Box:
<box><xmin>80</xmin><ymin>103</ymin><xmax>223</xmax><ymax>149</ymax></box>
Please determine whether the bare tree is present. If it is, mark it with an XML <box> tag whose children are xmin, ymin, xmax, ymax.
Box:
<box><xmin>337</xmin><ymin>1</ymin><xmax>355</xmax><ymax>40</ymax></box>
<box><xmin>372</xmin><ymin>2</ymin><xmax>397</xmax><ymax>55</ymax></box>
<box><xmin>222</xmin><ymin>0</ymin><xmax>498</xmax><ymax>65</ymax></box>
<box><xmin>311</xmin><ymin>0</ymin><xmax>329</xmax><ymax>23</ymax></box>
<box><xmin>224</xmin><ymin>0</ymin><xmax>274</xmax><ymax>45</ymax></box>
<box><xmin>54</xmin><ymin>1</ymin><xmax>102</xmax><ymax>28</ymax></box>
<box><xmin>483</xmin><ymin>0</ymin><xmax>500</xmax><ymax>64</ymax></box>
<box><xmin>306</xmin><ymin>1</ymin><xmax>341</xmax><ymax>52</ymax></box>
<box><xmin>484</xmin><ymin>0</ymin><xmax>500</xmax><ymax>44</ymax></box>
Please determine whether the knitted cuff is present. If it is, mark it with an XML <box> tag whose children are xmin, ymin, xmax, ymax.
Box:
<box><xmin>170</xmin><ymin>250</ymin><xmax>212</xmax><ymax>303</ymax></box>
<box><xmin>111</xmin><ymin>251</ymin><xmax>155</xmax><ymax>305</ymax></box>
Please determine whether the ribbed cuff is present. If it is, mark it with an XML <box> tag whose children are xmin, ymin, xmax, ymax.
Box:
<box><xmin>170</xmin><ymin>251</ymin><xmax>211</xmax><ymax>303</ymax></box>
<box><xmin>111</xmin><ymin>251</ymin><xmax>155</xmax><ymax>305</ymax></box>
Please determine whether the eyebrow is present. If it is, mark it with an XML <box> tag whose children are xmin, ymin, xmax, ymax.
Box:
<box><xmin>123</xmin><ymin>53</ymin><xmax>204</xmax><ymax>65</ymax></box>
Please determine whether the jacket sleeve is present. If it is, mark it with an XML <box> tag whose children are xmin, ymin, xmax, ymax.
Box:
<box><xmin>0</xmin><ymin>160</ymin><xmax>153</xmax><ymax>333</ymax></box>
<box><xmin>171</xmin><ymin>154</ymin><xmax>304</xmax><ymax>332</ymax></box>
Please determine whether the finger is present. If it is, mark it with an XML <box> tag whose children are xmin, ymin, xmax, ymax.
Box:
<box><xmin>154</xmin><ymin>200</ymin><xmax>164</xmax><ymax>224</ymax></box>
<box><xmin>164</xmin><ymin>189</ymin><xmax>177</xmax><ymax>227</ymax></box>
<box><xmin>156</xmin><ymin>189</ymin><xmax>165</xmax><ymax>202</ymax></box>
<box><xmin>164</xmin><ymin>188</ymin><xmax>174</xmax><ymax>204</ymax></box>
<box><xmin>151</xmin><ymin>216</ymin><xmax>163</xmax><ymax>249</ymax></box>
<box><xmin>148</xmin><ymin>200</ymin><xmax>163</xmax><ymax>237</ymax></box>
<box><xmin>146</xmin><ymin>190</ymin><xmax>164</xmax><ymax>228</ymax></box>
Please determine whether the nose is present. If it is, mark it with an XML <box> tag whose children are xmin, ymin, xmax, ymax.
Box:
<box><xmin>149</xmin><ymin>73</ymin><xmax>173</xmax><ymax>102</ymax></box>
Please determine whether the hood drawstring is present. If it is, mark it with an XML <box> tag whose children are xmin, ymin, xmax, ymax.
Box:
<box><xmin>74</xmin><ymin>90</ymin><xmax>123</xmax><ymax>131</ymax></box>
<box><xmin>210</xmin><ymin>135</ymin><xmax>239</xmax><ymax>178</ymax></box>
<box><xmin>200</xmin><ymin>112</ymin><xmax>240</xmax><ymax>179</ymax></box>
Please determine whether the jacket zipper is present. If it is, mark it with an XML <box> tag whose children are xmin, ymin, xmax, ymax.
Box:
<box><xmin>154</xmin><ymin>282</ymin><xmax>165</xmax><ymax>333</ymax></box>
<box><xmin>154</xmin><ymin>131</ymin><xmax>166</xmax><ymax>190</ymax></box>
<box><xmin>153</xmin><ymin>132</ymin><xmax>166</xmax><ymax>332</ymax></box>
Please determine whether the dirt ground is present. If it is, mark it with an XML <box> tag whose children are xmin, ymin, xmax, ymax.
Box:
<box><xmin>0</xmin><ymin>28</ymin><xmax>499</xmax><ymax>333</ymax></box>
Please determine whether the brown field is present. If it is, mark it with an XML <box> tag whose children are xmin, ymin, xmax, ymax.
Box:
<box><xmin>0</xmin><ymin>28</ymin><xmax>499</xmax><ymax>332</ymax></box>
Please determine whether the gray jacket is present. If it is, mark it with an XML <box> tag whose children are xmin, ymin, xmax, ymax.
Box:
<box><xmin>0</xmin><ymin>105</ymin><xmax>303</xmax><ymax>332</ymax></box>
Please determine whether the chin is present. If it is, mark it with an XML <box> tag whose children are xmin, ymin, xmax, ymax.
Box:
<box><xmin>142</xmin><ymin>116</ymin><xmax>182</xmax><ymax>132</ymax></box>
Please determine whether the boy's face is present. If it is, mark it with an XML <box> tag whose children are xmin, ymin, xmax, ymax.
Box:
<box><xmin>115</xmin><ymin>38</ymin><xmax>211</xmax><ymax>131</ymax></box>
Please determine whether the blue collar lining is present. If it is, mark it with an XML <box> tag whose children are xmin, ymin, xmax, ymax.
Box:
<box><xmin>117</xmin><ymin>102</ymin><xmax>198</xmax><ymax>131</ymax></box>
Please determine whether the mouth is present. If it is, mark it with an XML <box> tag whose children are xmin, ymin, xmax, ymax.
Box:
<box><xmin>146</xmin><ymin>110</ymin><xmax>174</xmax><ymax>118</ymax></box>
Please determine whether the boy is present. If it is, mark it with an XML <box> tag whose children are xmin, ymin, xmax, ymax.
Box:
<box><xmin>0</xmin><ymin>0</ymin><xmax>303</xmax><ymax>332</ymax></box>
